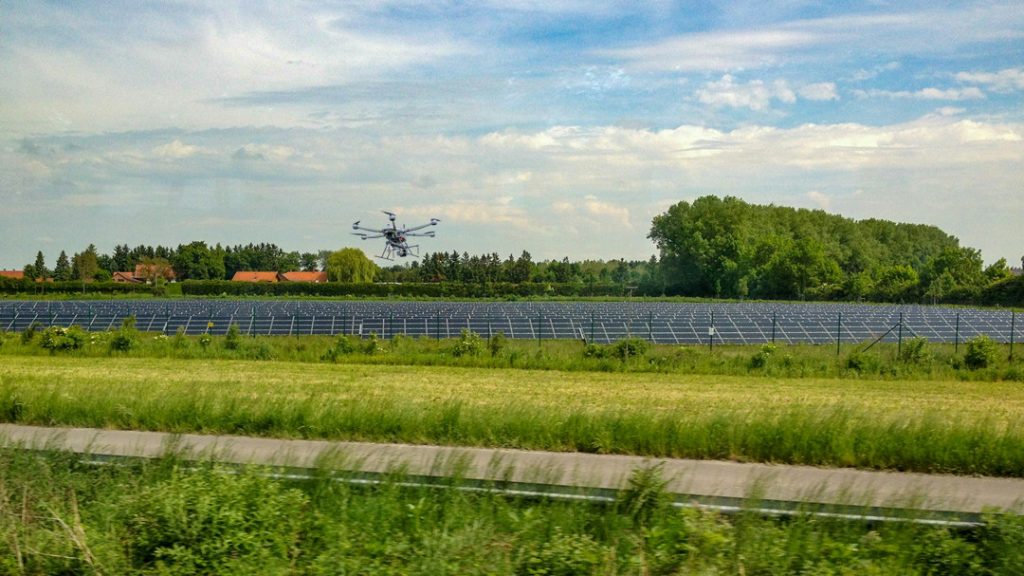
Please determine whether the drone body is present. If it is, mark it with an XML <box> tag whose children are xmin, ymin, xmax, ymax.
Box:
<box><xmin>352</xmin><ymin>211</ymin><xmax>440</xmax><ymax>260</ymax></box>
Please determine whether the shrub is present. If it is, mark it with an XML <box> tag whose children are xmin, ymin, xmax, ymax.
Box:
<box><xmin>122</xmin><ymin>466</ymin><xmax>308</xmax><ymax>573</ymax></box>
<box><xmin>363</xmin><ymin>332</ymin><xmax>385</xmax><ymax>355</ymax></box>
<box><xmin>965</xmin><ymin>335</ymin><xmax>999</xmax><ymax>370</ymax></box>
<box><xmin>611</xmin><ymin>337</ymin><xmax>649</xmax><ymax>361</ymax></box>
<box><xmin>198</xmin><ymin>333</ymin><xmax>212</xmax><ymax>349</ymax></box>
<box><xmin>899</xmin><ymin>336</ymin><xmax>930</xmax><ymax>364</ymax></box>
<box><xmin>750</xmin><ymin>343</ymin><xmax>777</xmax><ymax>369</ymax></box>
<box><xmin>109</xmin><ymin>315</ymin><xmax>139</xmax><ymax>352</ymax></box>
<box><xmin>39</xmin><ymin>325</ymin><xmax>87</xmax><ymax>352</ymax></box>
<box><xmin>452</xmin><ymin>329</ymin><xmax>483</xmax><ymax>357</ymax></box>
<box><xmin>172</xmin><ymin>326</ymin><xmax>188</xmax><ymax>350</ymax></box>
<box><xmin>224</xmin><ymin>323</ymin><xmax>242</xmax><ymax>350</ymax></box>
<box><xmin>110</xmin><ymin>329</ymin><xmax>137</xmax><ymax>352</ymax></box>
<box><xmin>488</xmin><ymin>331</ymin><xmax>507</xmax><ymax>357</ymax></box>
<box><xmin>21</xmin><ymin>322</ymin><xmax>40</xmax><ymax>345</ymax></box>
<box><xmin>321</xmin><ymin>335</ymin><xmax>356</xmax><ymax>361</ymax></box>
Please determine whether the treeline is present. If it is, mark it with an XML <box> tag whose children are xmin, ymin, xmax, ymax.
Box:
<box><xmin>650</xmin><ymin>196</ymin><xmax>1021</xmax><ymax>304</ymax></box>
<box><xmin>14</xmin><ymin>242</ymin><xmax>655</xmax><ymax>290</ymax></box>
<box><xmin>377</xmin><ymin>251</ymin><xmax>657</xmax><ymax>289</ymax></box>
<box><xmin>17</xmin><ymin>242</ymin><xmax>327</xmax><ymax>283</ymax></box>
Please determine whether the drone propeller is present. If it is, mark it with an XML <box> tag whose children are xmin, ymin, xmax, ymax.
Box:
<box><xmin>382</xmin><ymin>210</ymin><xmax>396</xmax><ymax>222</ymax></box>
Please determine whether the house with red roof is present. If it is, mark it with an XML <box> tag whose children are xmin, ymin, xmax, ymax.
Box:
<box><xmin>231</xmin><ymin>271</ymin><xmax>281</xmax><ymax>282</ymax></box>
<box><xmin>281</xmin><ymin>271</ymin><xmax>328</xmax><ymax>283</ymax></box>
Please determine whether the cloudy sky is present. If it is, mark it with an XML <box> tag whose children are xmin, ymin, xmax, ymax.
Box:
<box><xmin>2</xmin><ymin>1</ymin><xmax>1022</xmax><ymax>269</ymax></box>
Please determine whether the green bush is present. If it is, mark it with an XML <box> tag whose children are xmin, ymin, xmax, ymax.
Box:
<box><xmin>363</xmin><ymin>332</ymin><xmax>386</xmax><ymax>355</ymax></box>
<box><xmin>321</xmin><ymin>335</ymin><xmax>357</xmax><ymax>361</ymax></box>
<box><xmin>611</xmin><ymin>337</ymin><xmax>649</xmax><ymax>361</ymax></box>
<box><xmin>109</xmin><ymin>315</ymin><xmax>139</xmax><ymax>352</ymax></box>
<box><xmin>899</xmin><ymin>336</ymin><xmax>930</xmax><ymax>364</ymax></box>
<box><xmin>122</xmin><ymin>466</ymin><xmax>307</xmax><ymax>573</ymax></box>
<box><xmin>488</xmin><ymin>331</ymin><xmax>507</xmax><ymax>357</ymax></box>
<box><xmin>224</xmin><ymin>323</ymin><xmax>242</xmax><ymax>350</ymax></box>
<box><xmin>39</xmin><ymin>325</ymin><xmax>87</xmax><ymax>352</ymax></box>
<box><xmin>452</xmin><ymin>329</ymin><xmax>483</xmax><ymax>357</ymax></box>
<box><xmin>749</xmin><ymin>343</ymin><xmax>777</xmax><ymax>369</ymax></box>
<box><xmin>965</xmin><ymin>335</ymin><xmax>999</xmax><ymax>370</ymax></box>
<box><xmin>21</xmin><ymin>322</ymin><xmax>40</xmax><ymax>345</ymax></box>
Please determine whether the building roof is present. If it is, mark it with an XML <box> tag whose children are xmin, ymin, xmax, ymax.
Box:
<box><xmin>0</xmin><ymin>270</ymin><xmax>25</xmax><ymax>279</ymax></box>
<box><xmin>231</xmin><ymin>271</ymin><xmax>280</xmax><ymax>282</ymax></box>
<box><xmin>281</xmin><ymin>271</ymin><xmax>328</xmax><ymax>283</ymax></box>
<box><xmin>113</xmin><ymin>271</ymin><xmax>142</xmax><ymax>283</ymax></box>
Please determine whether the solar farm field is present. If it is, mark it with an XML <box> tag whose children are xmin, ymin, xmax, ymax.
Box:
<box><xmin>1</xmin><ymin>299</ymin><xmax>1020</xmax><ymax>345</ymax></box>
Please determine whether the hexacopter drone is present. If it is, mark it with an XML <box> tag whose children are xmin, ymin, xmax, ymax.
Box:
<box><xmin>352</xmin><ymin>211</ymin><xmax>440</xmax><ymax>260</ymax></box>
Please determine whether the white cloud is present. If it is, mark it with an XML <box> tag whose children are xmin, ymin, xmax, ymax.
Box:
<box><xmin>582</xmin><ymin>195</ymin><xmax>631</xmax><ymax>228</ymax></box>
<box><xmin>806</xmin><ymin>190</ymin><xmax>830</xmax><ymax>210</ymax></box>
<box><xmin>798</xmin><ymin>82</ymin><xmax>838</xmax><ymax>101</ymax></box>
<box><xmin>696</xmin><ymin>75</ymin><xmax>797</xmax><ymax>111</ymax></box>
<box><xmin>152</xmin><ymin>140</ymin><xmax>200</xmax><ymax>159</ymax></box>
<box><xmin>602</xmin><ymin>6</ymin><xmax>1024</xmax><ymax>73</ymax></box>
<box><xmin>854</xmin><ymin>87</ymin><xmax>985</xmax><ymax>101</ymax></box>
<box><xmin>955</xmin><ymin>68</ymin><xmax>1024</xmax><ymax>93</ymax></box>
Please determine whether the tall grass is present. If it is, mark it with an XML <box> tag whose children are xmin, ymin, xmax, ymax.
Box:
<box><xmin>0</xmin><ymin>447</ymin><xmax>1021</xmax><ymax>575</ymax></box>
<box><xmin>2</xmin><ymin>326</ymin><xmax>1023</xmax><ymax>381</ymax></box>
<box><xmin>3</xmin><ymin>356</ymin><xmax>1024</xmax><ymax>476</ymax></box>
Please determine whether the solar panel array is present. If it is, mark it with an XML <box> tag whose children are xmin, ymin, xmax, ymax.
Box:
<box><xmin>1</xmin><ymin>300</ymin><xmax>1019</xmax><ymax>346</ymax></box>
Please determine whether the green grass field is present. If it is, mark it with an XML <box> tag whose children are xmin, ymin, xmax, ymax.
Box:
<box><xmin>3</xmin><ymin>354</ymin><xmax>1023</xmax><ymax>476</ymax></box>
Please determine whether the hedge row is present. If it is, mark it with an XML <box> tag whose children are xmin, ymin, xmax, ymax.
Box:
<box><xmin>0</xmin><ymin>278</ymin><xmax>155</xmax><ymax>295</ymax></box>
<box><xmin>178</xmin><ymin>280</ymin><xmax>629</xmax><ymax>298</ymax></box>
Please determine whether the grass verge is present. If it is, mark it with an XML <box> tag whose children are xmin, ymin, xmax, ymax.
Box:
<box><xmin>1</xmin><ymin>447</ymin><xmax>1022</xmax><ymax>575</ymax></box>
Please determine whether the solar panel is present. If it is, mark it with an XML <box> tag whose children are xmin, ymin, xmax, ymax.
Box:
<box><xmin>1</xmin><ymin>299</ymin><xmax>1020</xmax><ymax>346</ymax></box>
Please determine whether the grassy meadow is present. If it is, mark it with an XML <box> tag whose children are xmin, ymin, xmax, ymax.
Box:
<box><xmin>3</xmin><ymin>353</ymin><xmax>1024</xmax><ymax>476</ymax></box>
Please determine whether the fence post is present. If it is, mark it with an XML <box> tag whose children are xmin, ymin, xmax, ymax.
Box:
<box><xmin>771</xmin><ymin>313</ymin><xmax>776</xmax><ymax>345</ymax></box>
<box><xmin>590</xmin><ymin>313</ymin><xmax>595</xmax><ymax>343</ymax></box>
<box><xmin>897</xmin><ymin>312</ymin><xmax>903</xmax><ymax>358</ymax></box>
<box><xmin>1011</xmin><ymin>311</ymin><xmax>1016</xmax><ymax>361</ymax></box>
<box><xmin>954</xmin><ymin>313</ymin><xmax>960</xmax><ymax>355</ymax></box>
<box><xmin>836</xmin><ymin>312</ymin><xmax>842</xmax><ymax>356</ymax></box>
<box><xmin>648</xmin><ymin>311</ymin><xmax>653</xmax><ymax>343</ymax></box>
<box><xmin>709</xmin><ymin>311</ymin><xmax>715</xmax><ymax>352</ymax></box>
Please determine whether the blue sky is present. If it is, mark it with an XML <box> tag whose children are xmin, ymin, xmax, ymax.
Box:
<box><xmin>1</xmin><ymin>1</ymin><xmax>1022</xmax><ymax>269</ymax></box>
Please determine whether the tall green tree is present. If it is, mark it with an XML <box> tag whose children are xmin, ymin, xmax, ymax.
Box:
<box><xmin>325</xmin><ymin>248</ymin><xmax>378</xmax><ymax>282</ymax></box>
<box><xmin>73</xmin><ymin>245</ymin><xmax>100</xmax><ymax>282</ymax></box>
<box><xmin>172</xmin><ymin>241</ymin><xmax>225</xmax><ymax>280</ymax></box>
<box><xmin>53</xmin><ymin>251</ymin><xmax>71</xmax><ymax>281</ymax></box>
<box><xmin>33</xmin><ymin>251</ymin><xmax>48</xmax><ymax>279</ymax></box>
